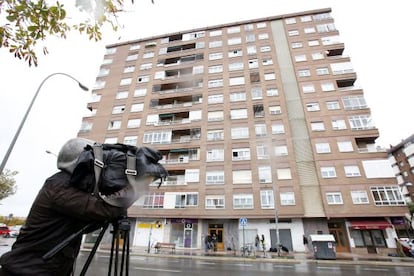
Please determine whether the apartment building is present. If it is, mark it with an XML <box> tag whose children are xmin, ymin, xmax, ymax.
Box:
<box><xmin>388</xmin><ymin>134</ymin><xmax>414</xmax><ymax>237</ymax></box>
<box><xmin>79</xmin><ymin>8</ymin><xmax>409</xmax><ymax>255</ymax></box>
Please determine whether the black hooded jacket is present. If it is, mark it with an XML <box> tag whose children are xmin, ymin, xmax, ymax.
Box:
<box><xmin>0</xmin><ymin>171</ymin><xmax>126</xmax><ymax>275</ymax></box>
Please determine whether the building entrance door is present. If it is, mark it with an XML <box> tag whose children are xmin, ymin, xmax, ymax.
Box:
<box><xmin>328</xmin><ymin>222</ymin><xmax>350</xmax><ymax>252</ymax></box>
<box><xmin>208</xmin><ymin>224</ymin><xmax>224</xmax><ymax>251</ymax></box>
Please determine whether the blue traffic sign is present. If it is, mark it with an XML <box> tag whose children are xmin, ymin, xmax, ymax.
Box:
<box><xmin>239</xmin><ymin>217</ymin><xmax>248</xmax><ymax>226</ymax></box>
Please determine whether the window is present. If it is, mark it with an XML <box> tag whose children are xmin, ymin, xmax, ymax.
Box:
<box><xmin>209</xmin><ymin>30</ymin><xmax>222</xmax><ymax>36</ymax></box>
<box><xmin>127</xmin><ymin>119</ymin><xmax>141</xmax><ymax>128</ymax></box>
<box><xmin>316</xmin><ymin>67</ymin><xmax>329</xmax><ymax>75</ymax></box>
<box><xmin>229</xmin><ymin>62</ymin><xmax>244</xmax><ymax>71</ymax></box>
<box><xmin>130</xmin><ymin>103</ymin><xmax>144</xmax><ymax>112</ymax></box>
<box><xmin>229</xmin><ymin>76</ymin><xmax>245</xmax><ymax>86</ymax></box>
<box><xmin>285</xmin><ymin>18</ymin><xmax>296</xmax><ymax>24</ymax></box>
<box><xmin>312</xmin><ymin>52</ymin><xmax>324</xmax><ymax>60</ymax></box>
<box><xmin>104</xmin><ymin>137</ymin><xmax>117</xmax><ymax>144</ymax></box>
<box><xmin>112</xmin><ymin>105</ymin><xmax>125</xmax><ymax>114</ymax></box>
<box><xmin>98</xmin><ymin>68</ymin><xmax>110</xmax><ymax>76</ymax></box>
<box><xmin>351</xmin><ymin>191</ymin><xmax>369</xmax><ymax>204</ymax></box>
<box><xmin>208</xmin><ymin>65</ymin><xmax>223</xmax><ymax>74</ymax></box>
<box><xmin>274</xmin><ymin>145</ymin><xmax>288</xmax><ymax>156</ymax></box>
<box><xmin>370</xmin><ymin>186</ymin><xmax>405</xmax><ymax>206</ymax></box>
<box><xmin>280</xmin><ymin>192</ymin><xmax>295</xmax><ymax>205</ymax></box>
<box><xmin>247</xmin><ymin>45</ymin><xmax>257</xmax><ymax>55</ymax></box>
<box><xmin>227</xmin><ymin>26</ymin><xmax>240</xmax><ymax>34</ymax></box>
<box><xmin>175</xmin><ymin>193</ymin><xmax>198</xmax><ymax>208</ymax></box>
<box><xmin>317</xmin><ymin>23</ymin><xmax>336</xmax><ymax>33</ymax></box>
<box><xmin>230</xmin><ymin>92</ymin><xmax>246</xmax><ymax>102</ymax></box>
<box><xmin>206</xmin><ymin>171</ymin><xmax>225</xmax><ymax>185</ymax></box>
<box><xmin>209</xmin><ymin>40</ymin><xmax>223</xmax><ymax>48</ymax></box>
<box><xmin>256</xmin><ymin>22</ymin><xmax>267</xmax><ymax>28</ymax></box>
<box><xmin>232</xmin><ymin>148</ymin><xmax>250</xmax><ymax>161</ymax></box>
<box><xmin>137</xmin><ymin>75</ymin><xmax>150</xmax><ymax>83</ymax></box>
<box><xmin>262</xmin><ymin>58</ymin><xmax>273</xmax><ymax>66</ymax></box>
<box><xmin>142</xmin><ymin>51</ymin><xmax>154</xmax><ymax>59</ymax></box>
<box><xmin>206</xmin><ymin>149</ymin><xmax>224</xmax><ymax>162</ymax></box>
<box><xmin>208</xmin><ymin>94</ymin><xmax>224</xmax><ymax>104</ymax></box>
<box><xmin>260</xmin><ymin>46</ymin><xmax>271</xmax><ymax>52</ymax></box>
<box><xmin>271</xmin><ymin>123</ymin><xmax>285</xmax><ymax>134</ymax></box>
<box><xmin>208</xmin><ymin>111</ymin><xmax>224</xmax><ymax>121</ymax></box>
<box><xmin>344</xmin><ymin>165</ymin><xmax>361</xmax><ymax>177</ymax></box>
<box><xmin>120</xmin><ymin>78</ymin><xmax>132</xmax><ymax>86</ymax></box>
<box><xmin>248</xmin><ymin>59</ymin><xmax>259</xmax><ymax>69</ymax></box>
<box><xmin>126</xmin><ymin>54</ymin><xmax>138</xmax><ymax>61</ymax></box>
<box><xmin>288</xmin><ymin>30</ymin><xmax>299</xmax><ymax>36</ymax></box>
<box><xmin>123</xmin><ymin>136</ymin><xmax>137</xmax><ymax>146</ymax></box>
<box><xmin>139</xmin><ymin>63</ymin><xmax>152</xmax><ymax>70</ymax></box>
<box><xmin>337</xmin><ymin>141</ymin><xmax>353</xmax><ymax>152</ymax></box>
<box><xmin>258</xmin><ymin>33</ymin><xmax>269</xmax><ymax>40</ymax></box>
<box><xmin>231</xmin><ymin>127</ymin><xmax>249</xmax><ymax>139</ymax></box>
<box><xmin>230</xmin><ymin>109</ymin><xmax>247</xmax><ymax>119</ymax></box>
<box><xmin>108</xmin><ymin>120</ymin><xmax>121</xmax><ymax>130</ymax></box>
<box><xmin>301</xmin><ymin>15</ymin><xmax>312</xmax><ymax>22</ymax></box>
<box><xmin>251</xmin><ymin>87</ymin><xmax>262</xmax><ymax>99</ymax></box>
<box><xmin>321</xmin><ymin>166</ymin><xmax>336</xmax><ymax>178</ymax></box>
<box><xmin>209</xmin><ymin>52</ymin><xmax>223</xmax><ymax>60</ymax></box>
<box><xmin>295</xmin><ymin>54</ymin><xmax>307</xmax><ymax>62</ymax></box>
<box><xmin>269</xmin><ymin>106</ymin><xmax>281</xmax><ymax>115</ymax></box>
<box><xmin>342</xmin><ymin>95</ymin><xmax>368</xmax><ymax>110</ymax></box>
<box><xmin>185</xmin><ymin>169</ymin><xmax>200</xmax><ymax>183</ymax></box>
<box><xmin>233</xmin><ymin>194</ymin><xmax>253</xmax><ymax>209</ymax></box>
<box><xmin>143</xmin><ymin>130</ymin><xmax>172</xmax><ymax>144</ymax></box>
<box><xmin>264</xmin><ymin>73</ymin><xmax>276</xmax><ymax>80</ymax></box>
<box><xmin>143</xmin><ymin>193</ymin><xmax>163</xmax><ymax>209</ymax></box>
<box><xmin>306</xmin><ymin>102</ymin><xmax>320</xmax><ymax>111</ymax></box>
<box><xmin>246</xmin><ymin>34</ymin><xmax>255</xmax><ymax>42</ymax></box>
<box><xmin>250</xmin><ymin>72</ymin><xmax>260</xmax><ymax>83</ymax></box>
<box><xmin>208</xmin><ymin>79</ymin><xmax>223</xmax><ymax>88</ymax></box>
<box><xmin>228</xmin><ymin>49</ymin><xmax>243</xmax><ymax>58</ymax></box>
<box><xmin>260</xmin><ymin>190</ymin><xmax>274</xmax><ymax>209</ymax></box>
<box><xmin>134</xmin><ymin>88</ymin><xmax>147</xmax><ymax>97</ymax></box>
<box><xmin>326</xmin><ymin>192</ymin><xmax>343</xmax><ymax>204</ymax></box>
<box><xmin>228</xmin><ymin>37</ymin><xmax>242</xmax><ymax>45</ymax></box>
<box><xmin>233</xmin><ymin>170</ymin><xmax>252</xmax><ymax>184</ymax></box>
<box><xmin>207</xmin><ymin>129</ymin><xmax>224</xmax><ymax>141</ymax></box>
<box><xmin>298</xmin><ymin>69</ymin><xmax>311</xmax><ymax>77</ymax></box>
<box><xmin>304</xmin><ymin>27</ymin><xmax>316</xmax><ymax>34</ymax></box>
<box><xmin>332</xmin><ymin>119</ymin><xmax>347</xmax><ymax>130</ymax></box>
<box><xmin>308</xmin><ymin>40</ymin><xmax>320</xmax><ymax>46</ymax></box>
<box><xmin>302</xmin><ymin>83</ymin><xmax>315</xmax><ymax>93</ymax></box>
<box><xmin>348</xmin><ymin>115</ymin><xmax>374</xmax><ymax>130</ymax></box>
<box><xmin>116</xmin><ymin>91</ymin><xmax>128</xmax><ymax>99</ymax></box>
<box><xmin>315</xmin><ymin>142</ymin><xmax>331</xmax><ymax>153</ymax></box>
<box><xmin>266</xmin><ymin>88</ymin><xmax>278</xmax><ymax>96</ymax></box>
<box><xmin>255</xmin><ymin>124</ymin><xmax>267</xmax><ymax>137</ymax></box>
<box><xmin>326</xmin><ymin>101</ymin><xmax>340</xmax><ymax>110</ymax></box>
<box><xmin>205</xmin><ymin>195</ymin><xmax>225</xmax><ymax>209</ymax></box>
<box><xmin>277</xmin><ymin>168</ymin><xmax>292</xmax><ymax>180</ymax></box>
<box><xmin>256</xmin><ymin>144</ymin><xmax>269</xmax><ymax>159</ymax></box>
<box><xmin>311</xmin><ymin>121</ymin><xmax>325</xmax><ymax>131</ymax></box>
<box><xmin>321</xmin><ymin>82</ymin><xmax>335</xmax><ymax>91</ymax></box>
<box><xmin>291</xmin><ymin>42</ymin><xmax>303</xmax><ymax>48</ymax></box>
<box><xmin>258</xmin><ymin>166</ymin><xmax>272</xmax><ymax>183</ymax></box>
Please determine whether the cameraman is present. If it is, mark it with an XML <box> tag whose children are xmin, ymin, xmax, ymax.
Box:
<box><xmin>0</xmin><ymin>138</ymin><xmax>130</xmax><ymax>275</ymax></box>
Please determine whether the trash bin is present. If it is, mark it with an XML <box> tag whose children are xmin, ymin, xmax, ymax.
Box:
<box><xmin>309</xmin><ymin>234</ymin><xmax>336</xmax><ymax>260</ymax></box>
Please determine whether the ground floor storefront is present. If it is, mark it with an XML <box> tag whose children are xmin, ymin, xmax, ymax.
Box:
<box><xmin>82</xmin><ymin>216</ymin><xmax>407</xmax><ymax>255</ymax></box>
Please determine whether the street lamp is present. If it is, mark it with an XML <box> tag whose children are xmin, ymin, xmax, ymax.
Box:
<box><xmin>0</xmin><ymin>72</ymin><xmax>89</xmax><ymax>175</ymax></box>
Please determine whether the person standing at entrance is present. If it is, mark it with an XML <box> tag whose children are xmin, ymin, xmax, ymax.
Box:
<box><xmin>255</xmin><ymin>234</ymin><xmax>260</xmax><ymax>251</ymax></box>
<box><xmin>204</xmin><ymin>234</ymin><xmax>212</xmax><ymax>253</ymax></box>
<box><xmin>211</xmin><ymin>233</ymin><xmax>217</xmax><ymax>252</ymax></box>
<box><xmin>303</xmin><ymin>234</ymin><xmax>309</xmax><ymax>253</ymax></box>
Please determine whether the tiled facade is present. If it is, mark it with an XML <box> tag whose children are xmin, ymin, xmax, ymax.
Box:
<box><xmin>79</xmin><ymin>8</ymin><xmax>409</xmax><ymax>254</ymax></box>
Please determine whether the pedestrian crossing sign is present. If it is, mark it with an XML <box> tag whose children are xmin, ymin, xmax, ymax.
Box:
<box><xmin>239</xmin><ymin>217</ymin><xmax>248</xmax><ymax>226</ymax></box>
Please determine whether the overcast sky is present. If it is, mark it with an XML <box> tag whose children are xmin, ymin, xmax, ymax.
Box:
<box><xmin>0</xmin><ymin>0</ymin><xmax>413</xmax><ymax>217</ymax></box>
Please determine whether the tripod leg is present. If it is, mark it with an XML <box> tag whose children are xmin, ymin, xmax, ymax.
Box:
<box><xmin>108</xmin><ymin>224</ymin><xmax>120</xmax><ymax>276</ymax></box>
<box><xmin>80</xmin><ymin>223</ymin><xmax>109</xmax><ymax>276</ymax></box>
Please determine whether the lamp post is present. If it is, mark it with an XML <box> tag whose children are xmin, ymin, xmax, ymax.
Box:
<box><xmin>0</xmin><ymin>72</ymin><xmax>89</xmax><ymax>175</ymax></box>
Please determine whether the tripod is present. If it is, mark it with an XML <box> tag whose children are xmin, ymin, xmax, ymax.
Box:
<box><xmin>80</xmin><ymin>217</ymin><xmax>131</xmax><ymax>276</ymax></box>
<box><xmin>43</xmin><ymin>217</ymin><xmax>131</xmax><ymax>276</ymax></box>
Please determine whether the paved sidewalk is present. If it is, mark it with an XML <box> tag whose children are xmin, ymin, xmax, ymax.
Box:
<box><xmin>122</xmin><ymin>246</ymin><xmax>414</xmax><ymax>267</ymax></box>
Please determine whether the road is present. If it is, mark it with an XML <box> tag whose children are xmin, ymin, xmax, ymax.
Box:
<box><xmin>1</xmin><ymin>238</ymin><xmax>414</xmax><ymax>275</ymax></box>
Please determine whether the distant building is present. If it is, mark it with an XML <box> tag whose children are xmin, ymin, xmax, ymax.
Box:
<box><xmin>79</xmin><ymin>7</ymin><xmax>409</xmax><ymax>255</ymax></box>
<box><xmin>388</xmin><ymin>134</ymin><xmax>414</xmax><ymax>237</ymax></box>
